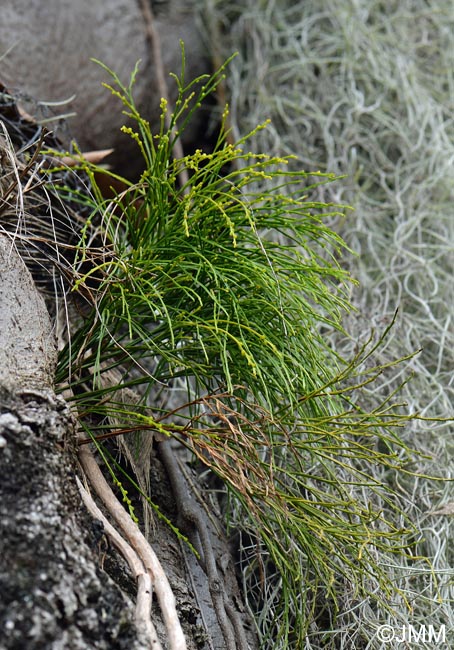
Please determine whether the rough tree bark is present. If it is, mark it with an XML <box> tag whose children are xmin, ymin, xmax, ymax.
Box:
<box><xmin>0</xmin><ymin>235</ymin><xmax>143</xmax><ymax>649</ymax></box>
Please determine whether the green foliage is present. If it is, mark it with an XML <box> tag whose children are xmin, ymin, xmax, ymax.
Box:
<box><xmin>52</xmin><ymin>57</ymin><xmax>424</xmax><ymax>647</ymax></box>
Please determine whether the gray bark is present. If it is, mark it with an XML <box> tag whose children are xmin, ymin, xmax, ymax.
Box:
<box><xmin>0</xmin><ymin>236</ymin><xmax>56</xmax><ymax>392</ymax></box>
<box><xmin>0</xmin><ymin>236</ymin><xmax>142</xmax><ymax>649</ymax></box>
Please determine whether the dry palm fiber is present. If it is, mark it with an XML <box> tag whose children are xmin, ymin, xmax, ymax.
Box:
<box><xmin>0</xmin><ymin>84</ymin><xmax>97</xmax><ymax>300</ymax></box>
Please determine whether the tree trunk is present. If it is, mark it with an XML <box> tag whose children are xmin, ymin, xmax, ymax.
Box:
<box><xmin>0</xmin><ymin>236</ymin><xmax>144</xmax><ymax>649</ymax></box>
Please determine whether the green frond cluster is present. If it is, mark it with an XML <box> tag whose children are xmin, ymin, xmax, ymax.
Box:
<box><xmin>52</xmin><ymin>56</ymin><xmax>428</xmax><ymax>647</ymax></box>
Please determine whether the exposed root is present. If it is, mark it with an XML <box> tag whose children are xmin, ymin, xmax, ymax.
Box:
<box><xmin>78</xmin><ymin>442</ymin><xmax>187</xmax><ymax>650</ymax></box>
<box><xmin>158</xmin><ymin>438</ymin><xmax>251</xmax><ymax>650</ymax></box>
<box><xmin>76</xmin><ymin>476</ymin><xmax>163</xmax><ymax>650</ymax></box>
